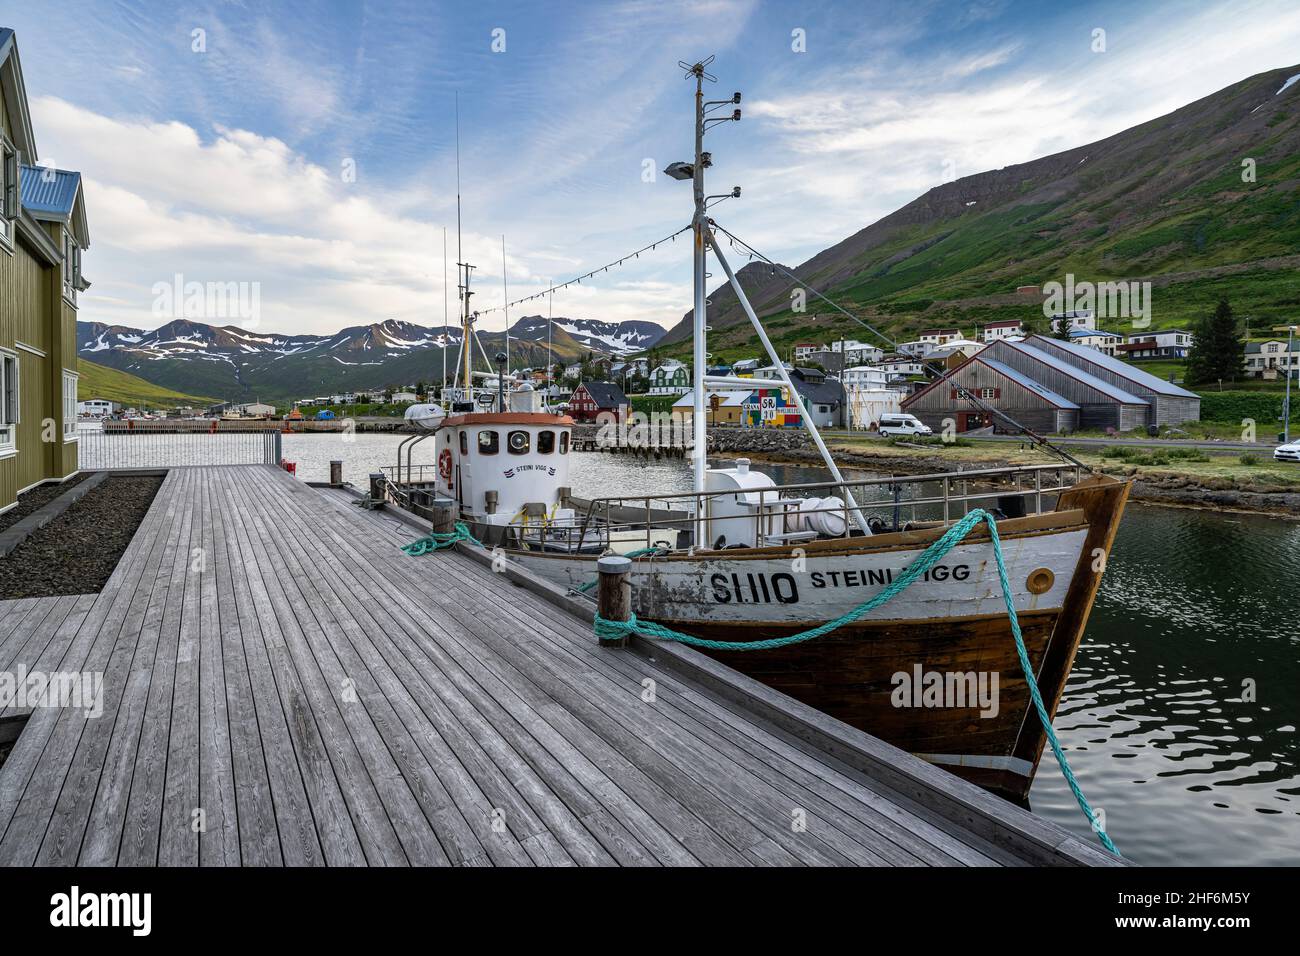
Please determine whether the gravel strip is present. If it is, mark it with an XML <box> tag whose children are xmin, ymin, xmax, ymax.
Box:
<box><xmin>0</xmin><ymin>473</ymin><xmax>89</xmax><ymax>535</ymax></box>
<box><xmin>0</xmin><ymin>475</ymin><xmax>164</xmax><ymax>599</ymax></box>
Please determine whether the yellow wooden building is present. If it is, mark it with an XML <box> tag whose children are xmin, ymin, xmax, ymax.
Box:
<box><xmin>0</xmin><ymin>28</ymin><xmax>89</xmax><ymax>513</ymax></box>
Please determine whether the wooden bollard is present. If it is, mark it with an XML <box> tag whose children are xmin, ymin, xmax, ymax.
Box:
<box><xmin>329</xmin><ymin>460</ymin><xmax>343</xmax><ymax>486</ymax></box>
<box><xmin>596</xmin><ymin>555</ymin><xmax>632</xmax><ymax>648</ymax></box>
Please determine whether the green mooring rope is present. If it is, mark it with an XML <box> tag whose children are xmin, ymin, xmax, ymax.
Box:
<box><xmin>592</xmin><ymin>507</ymin><xmax>1121</xmax><ymax>856</ymax></box>
<box><xmin>401</xmin><ymin>521</ymin><xmax>482</xmax><ymax>556</ymax></box>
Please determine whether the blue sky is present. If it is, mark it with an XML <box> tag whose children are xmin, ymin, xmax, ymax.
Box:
<box><xmin>6</xmin><ymin>0</ymin><xmax>1300</xmax><ymax>335</ymax></box>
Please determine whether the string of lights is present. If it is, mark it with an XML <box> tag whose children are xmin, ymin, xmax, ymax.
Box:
<box><xmin>475</xmin><ymin>224</ymin><xmax>693</xmax><ymax>317</ymax></box>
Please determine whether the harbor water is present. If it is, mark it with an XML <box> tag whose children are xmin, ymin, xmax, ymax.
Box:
<box><xmin>284</xmin><ymin>432</ymin><xmax>1299</xmax><ymax>865</ymax></box>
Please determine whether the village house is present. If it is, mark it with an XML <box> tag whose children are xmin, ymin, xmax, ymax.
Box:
<box><xmin>922</xmin><ymin>338</ymin><xmax>984</xmax><ymax>369</ymax></box>
<box><xmin>918</xmin><ymin>328</ymin><xmax>963</xmax><ymax>346</ymax></box>
<box><xmin>1049</xmin><ymin>310</ymin><xmax>1096</xmax><ymax>333</ymax></box>
<box><xmin>1118</xmin><ymin>329</ymin><xmax>1194</xmax><ymax>361</ymax></box>
<box><xmin>672</xmin><ymin>390</ymin><xmax>749</xmax><ymax>425</ymax></box>
<box><xmin>77</xmin><ymin>398</ymin><xmax>118</xmax><ymax>418</ymax></box>
<box><xmin>648</xmin><ymin>361</ymin><xmax>690</xmax><ymax>395</ymax></box>
<box><xmin>874</xmin><ymin>355</ymin><xmax>925</xmax><ymax>378</ymax></box>
<box><xmin>841</xmin><ymin>366</ymin><xmax>893</xmax><ymax>389</ymax></box>
<box><xmin>792</xmin><ymin>343</ymin><xmax>820</xmax><ymax>362</ymax></box>
<box><xmin>1244</xmin><ymin>339</ymin><xmax>1300</xmax><ymax>378</ymax></box>
<box><xmin>0</xmin><ymin>29</ymin><xmax>89</xmax><ymax>512</ymax></box>
<box><xmin>1068</xmin><ymin>328</ymin><xmax>1123</xmax><ymax>355</ymax></box>
<box><xmin>829</xmin><ymin>340</ymin><xmax>884</xmax><ymax>365</ymax></box>
<box><xmin>567</xmin><ymin>381</ymin><xmax>629</xmax><ymax>423</ymax></box>
<box><xmin>979</xmin><ymin>319</ymin><xmax>1024</xmax><ymax>343</ymax></box>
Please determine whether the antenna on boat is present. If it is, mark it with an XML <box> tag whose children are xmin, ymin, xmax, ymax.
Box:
<box><xmin>501</xmin><ymin>234</ymin><xmax>510</xmax><ymax>382</ymax></box>
<box><xmin>547</xmin><ymin>278</ymin><xmax>554</xmax><ymax>410</ymax></box>
<box><xmin>442</xmin><ymin>226</ymin><xmax>448</xmax><ymax>397</ymax></box>
<box><xmin>454</xmin><ymin>91</ymin><xmax>476</xmax><ymax>406</ymax></box>
<box><xmin>669</xmin><ymin>57</ymin><xmax>719</xmax><ymax>494</ymax></box>
<box><xmin>668</xmin><ymin>58</ymin><xmax>871</xmax><ymax>534</ymax></box>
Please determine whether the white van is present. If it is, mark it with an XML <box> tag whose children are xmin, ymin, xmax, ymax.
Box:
<box><xmin>877</xmin><ymin>413</ymin><xmax>933</xmax><ymax>437</ymax></box>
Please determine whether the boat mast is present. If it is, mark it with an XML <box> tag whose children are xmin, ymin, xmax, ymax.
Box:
<box><xmin>688</xmin><ymin>61</ymin><xmax>709</xmax><ymax>494</ymax></box>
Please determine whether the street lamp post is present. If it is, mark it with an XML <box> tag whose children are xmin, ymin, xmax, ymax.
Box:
<box><xmin>1278</xmin><ymin>323</ymin><xmax>1297</xmax><ymax>444</ymax></box>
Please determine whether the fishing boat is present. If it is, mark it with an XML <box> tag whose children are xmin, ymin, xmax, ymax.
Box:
<box><xmin>381</xmin><ymin>60</ymin><xmax>1131</xmax><ymax>802</ymax></box>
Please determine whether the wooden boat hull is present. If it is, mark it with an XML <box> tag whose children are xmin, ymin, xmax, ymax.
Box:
<box><xmin>508</xmin><ymin>475</ymin><xmax>1130</xmax><ymax>800</ymax></box>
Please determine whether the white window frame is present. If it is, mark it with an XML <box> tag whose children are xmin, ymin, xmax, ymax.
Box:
<box><xmin>0</xmin><ymin>135</ymin><xmax>18</xmax><ymax>249</ymax></box>
<box><xmin>62</xmin><ymin>370</ymin><xmax>79</xmax><ymax>441</ymax></box>
<box><xmin>63</xmin><ymin>232</ymin><xmax>80</xmax><ymax>306</ymax></box>
<box><xmin>0</xmin><ymin>349</ymin><xmax>18</xmax><ymax>454</ymax></box>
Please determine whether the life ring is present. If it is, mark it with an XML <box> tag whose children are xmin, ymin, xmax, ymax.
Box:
<box><xmin>438</xmin><ymin>448</ymin><xmax>453</xmax><ymax>481</ymax></box>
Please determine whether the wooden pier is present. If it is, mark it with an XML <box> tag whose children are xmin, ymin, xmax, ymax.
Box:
<box><xmin>0</xmin><ymin>465</ymin><xmax>1122</xmax><ymax>866</ymax></box>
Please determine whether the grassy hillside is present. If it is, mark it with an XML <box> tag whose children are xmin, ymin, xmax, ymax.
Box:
<box><xmin>78</xmin><ymin>359</ymin><xmax>216</xmax><ymax>409</ymax></box>
<box><xmin>657</xmin><ymin>63</ymin><xmax>1300</xmax><ymax>362</ymax></box>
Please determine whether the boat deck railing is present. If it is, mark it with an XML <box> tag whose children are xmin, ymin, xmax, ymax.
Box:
<box><xmin>573</xmin><ymin>463</ymin><xmax>1083</xmax><ymax>551</ymax></box>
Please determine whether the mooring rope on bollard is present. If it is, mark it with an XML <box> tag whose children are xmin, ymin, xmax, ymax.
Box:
<box><xmin>401</xmin><ymin>522</ymin><xmax>482</xmax><ymax>555</ymax></box>
<box><xmin>592</xmin><ymin>507</ymin><xmax>1121</xmax><ymax>856</ymax></box>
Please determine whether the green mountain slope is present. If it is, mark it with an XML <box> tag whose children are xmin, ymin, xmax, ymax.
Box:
<box><xmin>660</xmin><ymin>63</ymin><xmax>1300</xmax><ymax>358</ymax></box>
<box><xmin>78</xmin><ymin>359</ymin><xmax>216</xmax><ymax>408</ymax></box>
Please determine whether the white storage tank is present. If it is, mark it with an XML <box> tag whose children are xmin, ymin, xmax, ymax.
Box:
<box><xmin>702</xmin><ymin>458</ymin><xmax>783</xmax><ymax>549</ymax></box>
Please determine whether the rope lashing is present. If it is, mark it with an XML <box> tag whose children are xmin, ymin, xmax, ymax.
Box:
<box><xmin>593</xmin><ymin>507</ymin><xmax>1121</xmax><ymax>856</ymax></box>
<box><xmin>401</xmin><ymin>522</ymin><xmax>482</xmax><ymax>555</ymax></box>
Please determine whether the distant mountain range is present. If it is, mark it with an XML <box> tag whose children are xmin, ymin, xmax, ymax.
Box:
<box><xmin>660</xmin><ymin>62</ymin><xmax>1300</xmax><ymax>353</ymax></box>
<box><xmin>77</xmin><ymin>316</ymin><xmax>667</xmax><ymax>404</ymax></box>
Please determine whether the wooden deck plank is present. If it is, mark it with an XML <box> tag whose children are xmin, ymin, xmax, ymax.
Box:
<box><xmin>0</xmin><ymin>466</ymin><xmax>1121</xmax><ymax>868</ymax></box>
<box><xmin>0</xmin><ymin>470</ymin><xmax>180</xmax><ymax>865</ymax></box>
<box><xmin>224</xmin><ymin>470</ymin><xmax>639</xmax><ymax>868</ymax></box>
<box><xmin>269</xmin><ymin>475</ymin><xmax>851</xmax><ymax>864</ymax></box>
<box><xmin>204</xmin><ymin>468</ymin><xmax>284</xmax><ymax>866</ymax></box>
<box><xmin>248</xmin><ymin>474</ymin><xmax>710</xmax><ymax>866</ymax></box>
<box><xmin>213</xmin><ymin>475</ymin><xmax>367</xmax><ymax>866</ymax></box>
<box><xmin>314</xmin><ymin>491</ymin><xmax>1034</xmax><ymax>866</ymax></box>
<box><xmin>220</xmin><ymin>481</ymin><xmax>413</xmax><ymax>865</ymax></box>
<box><xmin>219</xmin><ymin>474</ymin><xmax>453</xmax><ymax>866</ymax></box>
<box><xmin>219</xmin><ymin>471</ymin><xmax>527</xmax><ymax>866</ymax></box>
<box><xmin>118</xmin><ymin>469</ymin><xmax>198</xmax><ymax>865</ymax></box>
<box><xmin>81</xmin><ymin>470</ymin><xmax>190</xmax><ymax>866</ymax></box>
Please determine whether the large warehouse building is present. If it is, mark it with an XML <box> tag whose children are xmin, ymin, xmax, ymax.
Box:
<box><xmin>902</xmin><ymin>334</ymin><xmax>1200</xmax><ymax>434</ymax></box>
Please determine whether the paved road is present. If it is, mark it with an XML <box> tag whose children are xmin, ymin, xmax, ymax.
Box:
<box><xmin>821</xmin><ymin>431</ymin><xmax>1291</xmax><ymax>453</ymax></box>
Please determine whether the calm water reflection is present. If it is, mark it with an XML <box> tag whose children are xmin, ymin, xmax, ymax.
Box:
<box><xmin>288</xmin><ymin>434</ymin><xmax>1300</xmax><ymax>865</ymax></box>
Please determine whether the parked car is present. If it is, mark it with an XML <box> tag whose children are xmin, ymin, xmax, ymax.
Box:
<box><xmin>877</xmin><ymin>413</ymin><xmax>933</xmax><ymax>437</ymax></box>
<box><xmin>1273</xmin><ymin>439</ymin><xmax>1300</xmax><ymax>463</ymax></box>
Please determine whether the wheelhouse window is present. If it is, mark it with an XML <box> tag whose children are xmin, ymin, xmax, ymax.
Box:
<box><xmin>62</xmin><ymin>371</ymin><xmax>78</xmax><ymax>441</ymax></box>
<box><xmin>559</xmin><ymin>431</ymin><xmax>569</xmax><ymax>455</ymax></box>
<box><xmin>0</xmin><ymin>136</ymin><xmax>17</xmax><ymax>247</ymax></box>
<box><xmin>0</xmin><ymin>350</ymin><xmax>18</xmax><ymax>453</ymax></box>
<box><xmin>537</xmin><ymin>430</ymin><xmax>555</xmax><ymax>454</ymax></box>
<box><xmin>459</xmin><ymin>431</ymin><xmax>468</xmax><ymax>455</ymax></box>
<box><xmin>478</xmin><ymin>430</ymin><xmax>499</xmax><ymax>455</ymax></box>
<box><xmin>507</xmin><ymin>430</ymin><xmax>530</xmax><ymax>455</ymax></box>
